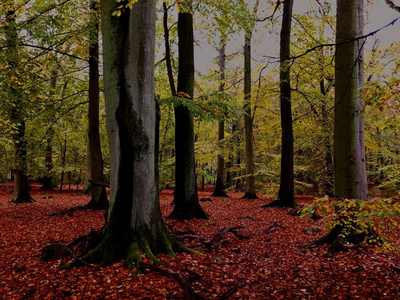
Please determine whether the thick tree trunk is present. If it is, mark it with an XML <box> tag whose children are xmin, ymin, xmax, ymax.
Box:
<box><xmin>66</xmin><ymin>0</ymin><xmax>187</xmax><ymax>269</ymax></box>
<box><xmin>5</xmin><ymin>6</ymin><xmax>34</xmax><ymax>203</ymax></box>
<box><xmin>242</xmin><ymin>32</ymin><xmax>258</xmax><ymax>199</ymax></box>
<box><xmin>85</xmin><ymin>0</ymin><xmax>108</xmax><ymax>210</ymax></box>
<box><xmin>169</xmin><ymin>3</ymin><xmax>208</xmax><ymax>220</ymax></box>
<box><xmin>334</xmin><ymin>0</ymin><xmax>368</xmax><ymax>200</ymax></box>
<box><xmin>270</xmin><ymin>0</ymin><xmax>296</xmax><ymax>208</ymax></box>
<box><xmin>212</xmin><ymin>33</ymin><xmax>229</xmax><ymax>198</ymax></box>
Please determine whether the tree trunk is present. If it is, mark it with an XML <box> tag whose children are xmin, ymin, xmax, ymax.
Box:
<box><xmin>320</xmin><ymin>80</ymin><xmax>334</xmax><ymax>197</ymax></box>
<box><xmin>83</xmin><ymin>141</ymin><xmax>91</xmax><ymax>194</ymax></box>
<box><xmin>41</xmin><ymin>70</ymin><xmax>58</xmax><ymax>190</ymax></box>
<box><xmin>5</xmin><ymin>5</ymin><xmax>34</xmax><ymax>203</ymax></box>
<box><xmin>169</xmin><ymin>2</ymin><xmax>209</xmax><ymax>220</ymax></box>
<box><xmin>334</xmin><ymin>0</ymin><xmax>368</xmax><ymax>200</ymax></box>
<box><xmin>59</xmin><ymin>132</ymin><xmax>67</xmax><ymax>192</ymax></box>
<box><xmin>270</xmin><ymin>0</ymin><xmax>296</xmax><ymax>208</ymax></box>
<box><xmin>85</xmin><ymin>0</ymin><xmax>108</xmax><ymax>210</ymax></box>
<box><xmin>66</xmin><ymin>0</ymin><xmax>188</xmax><ymax>269</ymax></box>
<box><xmin>242</xmin><ymin>32</ymin><xmax>258</xmax><ymax>199</ymax></box>
<box><xmin>212</xmin><ymin>33</ymin><xmax>229</xmax><ymax>198</ymax></box>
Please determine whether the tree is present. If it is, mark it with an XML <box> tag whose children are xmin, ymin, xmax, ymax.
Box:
<box><xmin>269</xmin><ymin>0</ymin><xmax>296</xmax><ymax>208</ymax></box>
<box><xmin>84</xmin><ymin>0</ymin><xmax>108</xmax><ymax>209</ymax></box>
<box><xmin>169</xmin><ymin>0</ymin><xmax>209</xmax><ymax>220</ymax></box>
<box><xmin>211</xmin><ymin>32</ymin><xmax>229</xmax><ymax>198</ymax></box>
<box><xmin>4</xmin><ymin>1</ymin><xmax>34</xmax><ymax>203</ymax></box>
<box><xmin>241</xmin><ymin>0</ymin><xmax>259</xmax><ymax>199</ymax></box>
<box><xmin>41</xmin><ymin>69</ymin><xmax>57</xmax><ymax>190</ymax></box>
<box><xmin>334</xmin><ymin>0</ymin><xmax>367</xmax><ymax>200</ymax></box>
<box><xmin>65</xmin><ymin>0</ymin><xmax>188</xmax><ymax>268</ymax></box>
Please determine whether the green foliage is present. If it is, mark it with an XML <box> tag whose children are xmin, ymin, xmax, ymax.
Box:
<box><xmin>158</xmin><ymin>92</ymin><xmax>241</xmax><ymax>122</ymax></box>
<box><xmin>301</xmin><ymin>197</ymin><xmax>400</xmax><ymax>250</ymax></box>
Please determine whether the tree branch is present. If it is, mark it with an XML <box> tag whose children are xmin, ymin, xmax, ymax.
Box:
<box><xmin>385</xmin><ymin>0</ymin><xmax>400</xmax><ymax>13</ymax></box>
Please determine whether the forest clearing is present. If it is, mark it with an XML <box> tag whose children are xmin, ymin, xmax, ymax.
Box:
<box><xmin>0</xmin><ymin>184</ymin><xmax>399</xmax><ymax>299</ymax></box>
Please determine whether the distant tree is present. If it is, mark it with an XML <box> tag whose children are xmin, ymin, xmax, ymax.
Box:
<box><xmin>334</xmin><ymin>0</ymin><xmax>367</xmax><ymax>200</ymax></box>
<box><xmin>241</xmin><ymin>0</ymin><xmax>259</xmax><ymax>199</ymax></box>
<box><xmin>84</xmin><ymin>0</ymin><xmax>108</xmax><ymax>209</ymax></box>
<box><xmin>211</xmin><ymin>31</ymin><xmax>229</xmax><ymax>198</ymax></box>
<box><xmin>41</xmin><ymin>69</ymin><xmax>57</xmax><ymax>190</ymax></box>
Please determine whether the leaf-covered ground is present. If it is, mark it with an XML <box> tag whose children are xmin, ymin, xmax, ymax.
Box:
<box><xmin>0</xmin><ymin>184</ymin><xmax>399</xmax><ymax>299</ymax></box>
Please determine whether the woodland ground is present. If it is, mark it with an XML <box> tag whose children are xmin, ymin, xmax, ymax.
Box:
<box><xmin>0</xmin><ymin>184</ymin><xmax>399</xmax><ymax>299</ymax></box>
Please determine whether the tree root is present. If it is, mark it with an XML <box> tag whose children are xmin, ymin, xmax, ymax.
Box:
<box><xmin>139</xmin><ymin>262</ymin><xmax>208</xmax><ymax>300</ymax></box>
<box><xmin>302</xmin><ymin>225</ymin><xmax>372</xmax><ymax>253</ymax></box>
<box><xmin>208</xmin><ymin>219</ymin><xmax>286</xmax><ymax>252</ymax></box>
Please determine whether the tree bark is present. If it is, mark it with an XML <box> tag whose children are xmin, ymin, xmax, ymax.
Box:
<box><xmin>5</xmin><ymin>5</ymin><xmax>34</xmax><ymax>203</ymax></box>
<box><xmin>83</xmin><ymin>141</ymin><xmax>91</xmax><ymax>194</ymax></box>
<box><xmin>241</xmin><ymin>32</ymin><xmax>258</xmax><ymax>199</ymax></box>
<box><xmin>334</xmin><ymin>0</ymin><xmax>368</xmax><ymax>200</ymax></box>
<box><xmin>320</xmin><ymin>80</ymin><xmax>334</xmax><ymax>197</ymax></box>
<box><xmin>65</xmin><ymin>0</ymin><xmax>188</xmax><ymax>269</ymax></box>
<box><xmin>211</xmin><ymin>33</ymin><xmax>229</xmax><ymax>198</ymax></box>
<box><xmin>85</xmin><ymin>0</ymin><xmax>108</xmax><ymax>209</ymax></box>
<box><xmin>267</xmin><ymin>0</ymin><xmax>296</xmax><ymax>208</ymax></box>
<box><xmin>41</xmin><ymin>70</ymin><xmax>57</xmax><ymax>190</ymax></box>
<box><xmin>169</xmin><ymin>2</ymin><xmax>209</xmax><ymax>220</ymax></box>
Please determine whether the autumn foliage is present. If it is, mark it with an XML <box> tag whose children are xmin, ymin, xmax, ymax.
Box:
<box><xmin>0</xmin><ymin>184</ymin><xmax>399</xmax><ymax>299</ymax></box>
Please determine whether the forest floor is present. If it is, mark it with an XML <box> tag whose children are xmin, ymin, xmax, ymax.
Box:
<box><xmin>0</xmin><ymin>184</ymin><xmax>399</xmax><ymax>299</ymax></box>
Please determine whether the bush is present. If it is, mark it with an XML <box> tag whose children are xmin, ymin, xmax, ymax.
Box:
<box><xmin>301</xmin><ymin>197</ymin><xmax>400</xmax><ymax>251</ymax></box>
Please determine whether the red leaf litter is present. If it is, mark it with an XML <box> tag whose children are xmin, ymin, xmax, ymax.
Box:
<box><xmin>0</xmin><ymin>184</ymin><xmax>399</xmax><ymax>299</ymax></box>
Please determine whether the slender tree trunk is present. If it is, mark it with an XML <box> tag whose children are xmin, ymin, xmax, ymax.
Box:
<box><xmin>169</xmin><ymin>2</ymin><xmax>208</xmax><ymax>220</ymax></box>
<box><xmin>64</xmin><ymin>0</ymin><xmax>189</xmax><ymax>269</ymax></box>
<box><xmin>5</xmin><ymin>5</ymin><xmax>34</xmax><ymax>203</ymax></box>
<box><xmin>242</xmin><ymin>32</ymin><xmax>258</xmax><ymax>199</ymax></box>
<box><xmin>334</xmin><ymin>0</ymin><xmax>368</xmax><ymax>200</ymax></box>
<box><xmin>41</xmin><ymin>70</ymin><xmax>58</xmax><ymax>190</ymax></box>
<box><xmin>212</xmin><ymin>33</ymin><xmax>229</xmax><ymax>198</ymax></box>
<box><xmin>320</xmin><ymin>80</ymin><xmax>334</xmax><ymax>197</ymax></box>
<box><xmin>85</xmin><ymin>0</ymin><xmax>108</xmax><ymax>209</ymax></box>
<box><xmin>163</xmin><ymin>2</ymin><xmax>176</xmax><ymax>96</ymax></box>
<box><xmin>83</xmin><ymin>140</ymin><xmax>91</xmax><ymax>194</ymax></box>
<box><xmin>59</xmin><ymin>132</ymin><xmax>67</xmax><ymax>192</ymax></box>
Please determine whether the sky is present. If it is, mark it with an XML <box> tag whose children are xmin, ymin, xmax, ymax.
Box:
<box><xmin>192</xmin><ymin>0</ymin><xmax>400</xmax><ymax>74</ymax></box>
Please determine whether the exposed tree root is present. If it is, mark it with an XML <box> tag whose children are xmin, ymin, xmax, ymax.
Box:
<box><xmin>11</xmin><ymin>195</ymin><xmax>35</xmax><ymax>204</ymax></box>
<box><xmin>41</xmin><ymin>226</ymin><xmax>105</xmax><ymax>263</ymax></box>
<box><xmin>139</xmin><ymin>262</ymin><xmax>208</xmax><ymax>300</ymax></box>
<box><xmin>304</xmin><ymin>225</ymin><xmax>373</xmax><ymax>253</ymax></box>
<box><xmin>60</xmin><ymin>225</ymin><xmax>199</xmax><ymax>271</ymax></box>
<box><xmin>208</xmin><ymin>219</ymin><xmax>286</xmax><ymax>252</ymax></box>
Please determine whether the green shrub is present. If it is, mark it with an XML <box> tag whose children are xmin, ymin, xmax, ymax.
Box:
<box><xmin>301</xmin><ymin>197</ymin><xmax>400</xmax><ymax>251</ymax></box>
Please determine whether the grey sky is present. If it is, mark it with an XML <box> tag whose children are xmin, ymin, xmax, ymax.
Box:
<box><xmin>193</xmin><ymin>0</ymin><xmax>400</xmax><ymax>74</ymax></box>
